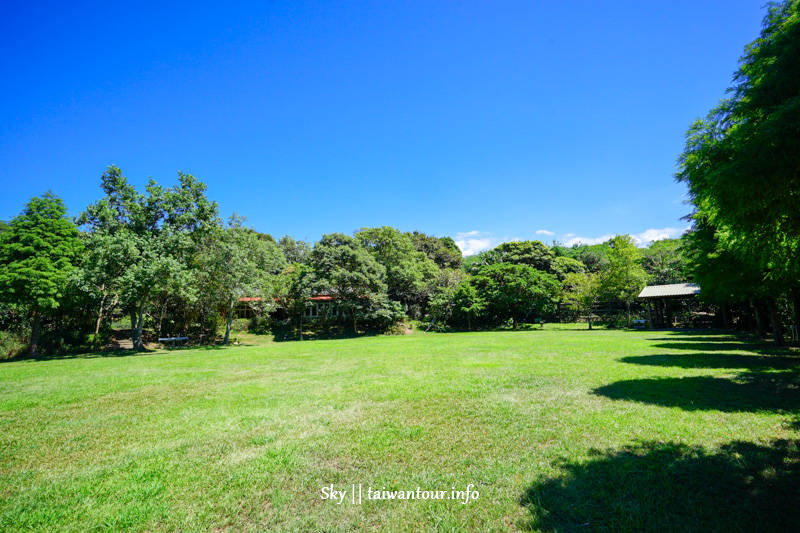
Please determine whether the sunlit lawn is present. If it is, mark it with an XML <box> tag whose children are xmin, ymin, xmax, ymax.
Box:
<box><xmin>1</xmin><ymin>325</ymin><xmax>798</xmax><ymax>531</ymax></box>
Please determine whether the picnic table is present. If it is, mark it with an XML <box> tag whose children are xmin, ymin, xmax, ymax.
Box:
<box><xmin>158</xmin><ymin>336</ymin><xmax>189</xmax><ymax>348</ymax></box>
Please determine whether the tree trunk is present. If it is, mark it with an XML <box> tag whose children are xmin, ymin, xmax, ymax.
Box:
<box><xmin>94</xmin><ymin>286</ymin><xmax>107</xmax><ymax>346</ymax></box>
<box><xmin>721</xmin><ymin>303</ymin><xmax>730</xmax><ymax>329</ymax></box>
<box><xmin>131</xmin><ymin>302</ymin><xmax>146</xmax><ymax>351</ymax></box>
<box><xmin>223</xmin><ymin>301</ymin><xmax>234</xmax><ymax>345</ymax></box>
<box><xmin>745</xmin><ymin>304</ymin><xmax>755</xmax><ymax>334</ymax></box>
<box><xmin>353</xmin><ymin>313</ymin><xmax>358</xmax><ymax>335</ymax></box>
<box><xmin>130</xmin><ymin>306</ymin><xmax>138</xmax><ymax>347</ymax></box>
<box><xmin>425</xmin><ymin>315</ymin><xmax>437</xmax><ymax>332</ymax></box>
<box><xmin>647</xmin><ymin>300</ymin><xmax>652</xmax><ymax>330</ymax></box>
<box><xmin>752</xmin><ymin>300</ymin><xmax>765</xmax><ymax>340</ymax></box>
<box><xmin>626</xmin><ymin>301</ymin><xmax>631</xmax><ymax>328</ymax></box>
<box><xmin>791</xmin><ymin>287</ymin><xmax>800</xmax><ymax>343</ymax></box>
<box><xmin>299</xmin><ymin>311</ymin><xmax>303</xmax><ymax>341</ymax></box>
<box><xmin>767</xmin><ymin>298</ymin><xmax>785</xmax><ymax>346</ymax></box>
<box><xmin>157</xmin><ymin>300</ymin><xmax>167</xmax><ymax>339</ymax></box>
<box><xmin>30</xmin><ymin>311</ymin><xmax>41</xmax><ymax>358</ymax></box>
<box><xmin>587</xmin><ymin>310</ymin><xmax>593</xmax><ymax>330</ymax></box>
<box><xmin>467</xmin><ymin>316</ymin><xmax>472</xmax><ymax>332</ymax></box>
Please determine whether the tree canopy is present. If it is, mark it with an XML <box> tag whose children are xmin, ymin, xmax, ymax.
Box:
<box><xmin>311</xmin><ymin>233</ymin><xmax>388</xmax><ymax>334</ymax></box>
<box><xmin>0</xmin><ymin>193</ymin><xmax>83</xmax><ymax>357</ymax></box>
<box><xmin>676</xmin><ymin>0</ymin><xmax>800</xmax><ymax>344</ymax></box>
<box><xmin>78</xmin><ymin>166</ymin><xmax>219</xmax><ymax>350</ymax></box>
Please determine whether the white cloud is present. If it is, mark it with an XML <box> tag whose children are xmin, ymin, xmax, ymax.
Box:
<box><xmin>455</xmin><ymin>226</ymin><xmax>691</xmax><ymax>256</ymax></box>
<box><xmin>633</xmin><ymin>226</ymin><xmax>690</xmax><ymax>246</ymax></box>
<box><xmin>560</xmin><ymin>226</ymin><xmax>691</xmax><ymax>248</ymax></box>
<box><xmin>563</xmin><ymin>234</ymin><xmax>616</xmax><ymax>247</ymax></box>
<box><xmin>454</xmin><ymin>231</ymin><xmax>496</xmax><ymax>257</ymax></box>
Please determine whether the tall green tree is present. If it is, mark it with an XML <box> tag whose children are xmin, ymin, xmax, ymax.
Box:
<box><xmin>641</xmin><ymin>239</ymin><xmax>688</xmax><ymax>285</ymax></box>
<box><xmin>311</xmin><ymin>233</ymin><xmax>388</xmax><ymax>335</ymax></box>
<box><xmin>278</xmin><ymin>235</ymin><xmax>312</xmax><ymax>264</ymax></box>
<box><xmin>676</xmin><ymin>0</ymin><xmax>800</xmax><ymax>342</ymax></box>
<box><xmin>424</xmin><ymin>268</ymin><xmax>466</xmax><ymax>330</ymax></box>
<box><xmin>493</xmin><ymin>240</ymin><xmax>556</xmax><ymax>272</ymax></box>
<box><xmin>452</xmin><ymin>281</ymin><xmax>485</xmax><ymax>331</ymax></box>
<box><xmin>74</xmin><ymin>232</ymin><xmax>133</xmax><ymax>345</ymax></box>
<box><xmin>407</xmin><ymin>231</ymin><xmax>463</xmax><ymax>269</ymax></box>
<box><xmin>275</xmin><ymin>263</ymin><xmax>317</xmax><ymax>340</ymax></box>
<box><xmin>78</xmin><ymin>166</ymin><xmax>219</xmax><ymax>350</ymax></box>
<box><xmin>682</xmin><ymin>216</ymin><xmax>783</xmax><ymax>341</ymax></box>
<box><xmin>199</xmin><ymin>215</ymin><xmax>286</xmax><ymax>345</ymax></box>
<box><xmin>562</xmin><ymin>272</ymin><xmax>601</xmax><ymax>330</ymax></box>
<box><xmin>471</xmin><ymin>263</ymin><xmax>559</xmax><ymax>329</ymax></box>
<box><xmin>0</xmin><ymin>193</ymin><xmax>83</xmax><ymax>357</ymax></box>
<box><xmin>356</xmin><ymin>226</ymin><xmax>439</xmax><ymax>316</ymax></box>
<box><xmin>600</xmin><ymin>235</ymin><xmax>648</xmax><ymax>326</ymax></box>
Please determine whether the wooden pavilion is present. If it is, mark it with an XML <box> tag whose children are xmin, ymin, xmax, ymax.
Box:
<box><xmin>638</xmin><ymin>283</ymin><xmax>701</xmax><ymax>329</ymax></box>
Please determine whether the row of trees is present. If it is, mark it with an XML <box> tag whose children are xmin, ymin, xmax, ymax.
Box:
<box><xmin>676</xmin><ymin>0</ymin><xmax>800</xmax><ymax>345</ymax></box>
<box><xmin>438</xmin><ymin>235</ymin><xmax>667</xmax><ymax>331</ymax></box>
<box><xmin>1</xmin><ymin>164</ymin><xmax>690</xmax><ymax>357</ymax></box>
<box><xmin>0</xmin><ymin>168</ymin><xmax>466</xmax><ymax>356</ymax></box>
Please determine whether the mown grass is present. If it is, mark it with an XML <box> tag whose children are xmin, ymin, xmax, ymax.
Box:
<box><xmin>1</xmin><ymin>326</ymin><xmax>798</xmax><ymax>531</ymax></box>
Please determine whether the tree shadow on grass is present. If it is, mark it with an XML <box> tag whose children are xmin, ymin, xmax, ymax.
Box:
<box><xmin>593</xmin><ymin>372</ymin><xmax>800</xmax><ymax>413</ymax></box>
<box><xmin>1</xmin><ymin>344</ymin><xmax>235</xmax><ymax>363</ymax></box>
<box><xmin>644</xmin><ymin>330</ymin><xmax>795</xmax><ymax>355</ymax></box>
<box><xmin>651</xmin><ymin>341</ymin><xmax>792</xmax><ymax>354</ymax></box>
<box><xmin>519</xmin><ymin>439</ymin><xmax>800</xmax><ymax>532</ymax></box>
<box><xmin>620</xmin><ymin>353</ymin><xmax>800</xmax><ymax>371</ymax></box>
<box><xmin>1</xmin><ymin>347</ymin><xmax>157</xmax><ymax>363</ymax></box>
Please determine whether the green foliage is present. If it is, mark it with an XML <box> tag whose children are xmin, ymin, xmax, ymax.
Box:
<box><xmin>0</xmin><ymin>329</ymin><xmax>26</xmax><ymax>360</ymax></box>
<box><xmin>248</xmin><ymin>315</ymin><xmax>271</xmax><ymax>335</ymax></box>
<box><xmin>552</xmin><ymin>255</ymin><xmax>585</xmax><ymax>280</ymax></box>
<box><xmin>562</xmin><ymin>272</ymin><xmax>601</xmax><ymax>329</ymax></box>
<box><xmin>406</xmin><ymin>230</ymin><xmax>463</xmax><ymax>269</ymax></box>
<box><xmin>471</xmin><ymin>263</ymin><xmax>560</xmax><ymax>329</ymax></box>
<box><xmin>78</xmin><ymin>166</ymin><xmax>219</xmax><ymax>349</ymax></box>
<box><xmin>451</xmin><ymin>281</ymin><xmax>485</xmax><ymax>331</ymax></box>
<box><xmin>682</xmin><ymin>219</ymin><xmax>767</xmax><ymax>304</ymax></box>
<box><xmin>676</xmin><ymin>0</ymin><xmax>800</xmax><ymax>304</ymax></box>
<box><xmin>361</xmin><ymin>293</ymin><xmax>406</xmax><ymax>331</ymax></box>
<box><xmin>641</xmin><ymin>238</ymin><xmax>688</xmax><ymax>285</ymax></box>
<box><xmin>274</xmin><ymin>263</ymin><xmax>317</xmax><ymax>340</ymax></box>
<box><xmin>0</xmin><ymin>193</ymin><xmax>83</xmax><ymax>357</ymax></box>
<box><xmin>466</xmin><ymin>240</ymin><xmax>585</xmax><ymax>281</ymax></box>
<box><xmin>493</xmin><ymin>240</ymin><xmax>556</xmax><ymax>271</ymax></box>
<box><xmin>356</xmin><ymin>227</ymin><xmax>439</xmax><ymax>317</ymax></box>
<box><xmin>198</xmin><ymin>214</ymin><xmax>285</xmax><ymax>344</ymax></box>
<box><xmin>599</xmin><ymin>235</ymin><xmax>648</xmax><ymax>304</ymax></box>
<box><xmin>425</xmin><ymin>268</ymin><xmax>466</xmax><ymax>328</ymax></box>
<box><xmin>278</xmin><ymin>235</ymin><xmax>312</xmax><ymax>264</ymax></box>
<box><xmin>463</xmin><ymin>249</ymin><xmax>503</xmax><ymax>274</ymax></box>
<box><xmin>558</xmin><ymin>243</ymin><xmax>611</xmax><ymax>273</ymax></box>
<box><xmin>311</xmin><ymin>233</ymin><xmax>388</xmax><ymax>334</ymax></box>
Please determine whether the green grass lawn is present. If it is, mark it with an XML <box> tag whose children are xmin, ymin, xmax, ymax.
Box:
<box><xmin>1</xmin><ymin>326</ymin><xmax>799</xmax><ymax>532</ymax></box>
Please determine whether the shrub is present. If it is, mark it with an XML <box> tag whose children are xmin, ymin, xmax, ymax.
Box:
<box><xmin>249</xmin><ymin>315</ymin><xmax>272</xmax><ymax>334</ymax></box>
<box><xmin>0</xmin><ymin>330</ymin><xmax>26</xmax><ymax>360</ymax></box>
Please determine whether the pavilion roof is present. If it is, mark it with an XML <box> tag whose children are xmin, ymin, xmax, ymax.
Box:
<box><xmin>638</xmin><ymin>283</ymin><xmax>700</xmax><ymax>299</ymax></box>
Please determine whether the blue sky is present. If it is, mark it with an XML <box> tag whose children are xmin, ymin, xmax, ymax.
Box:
<box><xmin>1</xmin><ymin>1</ymin><xmax>765</xmax><ymax>254</ymax></box>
